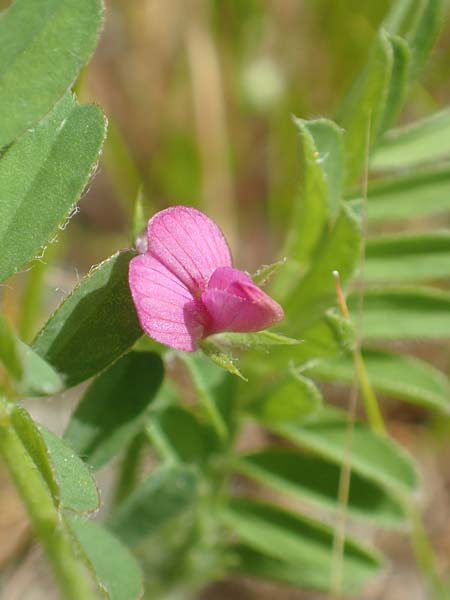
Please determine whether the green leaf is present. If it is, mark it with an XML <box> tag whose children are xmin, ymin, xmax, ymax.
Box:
<box><xmin>383</xmin><ymin>0</ymin><xmax>445</xmax><ymax>79</ymax></box>
<box><xmin>252</xmin><ymin>259</ymin><xmax>287</xmax><ymax>287</ymax></box>
<box><xmin>68</xmin><ymin>516</ymin><xmax>143</xmax><ymax>600</ymax></box>
<box><xmin>0</xmin><ymin>93</ymin><xmax>106</xmax><ymax>282</ymax></box>
<box><xmin>10</xmin><ymin>404</ymin><xmax>60</xmax><ymax>503</ymax></box>
<box><xmin>109</xmin><ymin>465</ymin><xmax>198</xmax><ymax>546</ymax></box>
<box><xmin>40</xmin><ymin>428</ymin><xmax>99</xmax><ymax>513</ymax></box>
<box><xmin>378</xmin><ymin>35</ymin><xmax>410</xmax><ymax>134</ymax></box>
<box><xmin>230</xmin><ymin>544</ymin><xmax>371</xmax><ymax>595</ymax></box>
<box><xmin>199</xmin><ymin>340</ymin><xmax>247</xmax><ymax>381</ymax></box>
<box><xmin>207</xmin><ymin>331</ymin><xmax>301</xmax><ymax>350</ymax></box>
<box><xmin>371</xmin><ymin>108</ymin><xmax>450</xmax><ymax>171</ymax></box>
<box><xmin>9</xmin><ymin>405</ymin><xmax>99</xmax><ymax>514</ymax></box>
<box><xmin>64</xmin><ymin>352</ymin><xmax>163</xmax><ymax>470</ymax></box>
<box><xmin>32</xmin><ymin>251</ymin><xmax>142</xmax><ymax>387</ymax></box>
<box><xmin>272</xmin><ymin>406</ymin><xmax>418</xmax><ymax>495</ymax></box>
<box><xmin>350</xmin><ymin>164</ymin><xmax>450</xmax><ymax>222</ymax></box>
<box><xmin>285</xmin><ymin>118</ymin><xmax>344</xmax><ymax>263</ymax></box>
<box><xmin>248</xmin><ymin>371</ymin><xmax>322</xmax><ymax>425</ymax></box>
<box><xmin>254</xmin><ymin>306</ymin><xmax>355</xmax><ymax>384</ymax></box>
<box><xmin>338</xmin><ymin>31</ymin><xmax>393</xmax><ymax>184</ymax></box>
<box><xmin>0</xmin><ymin>399</ymin><xmax>96</xmax><ymax>598</ymax></box>
<box><xmin>349</xmin><ymin>287</ymin><xmax>450</xmax><ymax>340</ymax></box>
<box><xmin>307</xmin><ymin>349</ymin><xmax>450</xmax><ymax>414</ymax></box>
<box><xmin>234</xmin><ymin>449</ymin><xmax>406</xmax><ymax>527</ymax></box>
<box><xmin>365</xmin><ymin>231</ymin><xmax>450</xmax><ymax>282</ymax></box>
<box><xmin>222</xmin><ymin>498</ymin><xmax>381</xmax><ymax>594</ymax></box>
<box><xmin>0</xmin><ymin>313</ymin><xmax>22</xmax><ymax>380</ymax></box>
<box><xmin>284</xmin><ymin>205</ymin><xmax>360</xmax><ymax>334</ymax></box>
<box><xmin>250</xmin><ymin>311</ymin><xmax>354</xmax><ymax>379</ymax></box>
<box><xmin>227</xmin><ymin>547</ymin><xmax>312</xmax><ymax>595</ymax></box>
<box><xmin>383</xmin><ymin>0</ymin><xmax>415</xmax><ymax>35</ymax></box>
<box><xmin>406</xmin><ymin>0</ymin><xmax>446</xmax><ymax>79</ymax></box>
<box><xmin>211</xmin><ymin>356</ymin><xmax>245</xmax><ymax>380</ymax></box>
<box><xmin>0</xmin><ymin>0</ymin><xmax>103</xmax><ymax>148</ymax></box>
<box><xmin>15</xmin><ymin>340</ymin><xmax>64</xmax><ymax>397</ymax></box>
<box><xmin>151</xmin><ymin>405</ymin><xmax>216</xmax><ymax>465</ymax></box>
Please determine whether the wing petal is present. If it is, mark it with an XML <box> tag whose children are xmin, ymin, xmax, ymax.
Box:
<box><xmin>129</xmin><ymin>253</ymin><xmax>208</xmax><ymax>351</ymax></box>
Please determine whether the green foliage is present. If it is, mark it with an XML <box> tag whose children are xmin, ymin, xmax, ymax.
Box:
<box><xmin>351</xmin><ymin>165</ymin><xmax>450</xmax><ymax>222</ymax></box>
<box><xmin>151</xmin><ymin>405</ymin><xmax>216</xmax><ymax>466</ymax></box>
<box><xmin>283</xmin><ymin>205</ymin><xmax>360</xmax><ymax>332</ymax></box>
<box><xmin>371</xmin><ymin>108</ymin><xmax>450</xmax><ymax>170</ymax></box>
<box><xmin>222</xmin><ymin>498</ymin><xmax>381</xmax><ymax>594</ymax></box>
<box><xmin>109</xmin><ymin>466</ymin><xmax>198</xmax><ymax>546</ymax></box>
<box><xmin>248</xmin><ymin>371</ymin><xmax>322</xmax><ymax>425</ymax></box>
<box><xmin>285</xmin><ymin>118</ymin><xmax>344</xmax><ymax>263</ymax></box>
<box><xmin>207</xmin><ymin>330</ymin><xmax>300</xmax><ymax>350</ymax></box>
<box><xmin>349</xmin><ymin>287</ymin><xmax>450</xmax><ymax>339</ymax></box>
<box><xmin>15</xmin><ymin>340</ymin><xmax>64</xmax><ymax>396</ymax></box>
<box><xmin>365</xmin><ymin>231</ymin><xmax>450</xmax><ymax>282</ymax></box>
<box><xmin>199</xmin><ymin>340</ymin><xmax>248</xmax><ymax>381</ymax></box>
<box><xmin>273</xmin><ymin>406</ymin><xmax>419</xmax><ymax>495</ymax></box>
<box><xmin>40</xmin><ymin>427</ymin><xmax>100</xmax><ymax>513</ymax></box>
<box><xmin>0</xmin><ymin>92</ymin><xmax>106</xmax><ymax>281</ymax></box>
<box><xmin>0</xmin><ymin>399</ymin><xmax>97</xmax><ymax>599</ymax></box>
<box><xmin>234</xmin><ymin>449</ymin><xmax>406</xmax><ymax>527</ymax></box>
<box><xmin>10</xmin><ymin>404</ymin><xmax>99</xmax><ymax>513</ymax></box>
<box><xmin>32</xmin><ymin>251</ymin><xmax>142</xmax><ymax>387</ymax></box>
<box><xmin>10</xmin><ymin>404</ymin><xmax>61</xmax><ymax>503</ymax></box>
<box><xmin>384</xmin><ymin>0</ymin><xmax>446</xmax><ymax>79</ymax></box>
<box><xmin>308</xmin><ymin>349</ymin><xmax>450</xmax><ymax>414</ymax></box>
<box><xmin>377</xmin><ymin>34</ymin><xmax>411</xmax><ymax>135</ymax></box>
<box><xmin>251</xmin><ymin>259</ymin><xmax>287</xmax><ymax>287</ymax></box>
<box><xmin>68</xmin><ymin>516</ymin><xmax>143</xmax><ymax>600</ymax></box>
<box><xmin>338</xmin><ymin>30</ymin><xmax>393</xmax><ymax>183</ymax></box>
<box><xmin>64</xmin><ymin>352</ymin><xmax>163</xmax><ymax>470</ymax></box>
<box><xmin>0</xmin><ymin>0</ymin><xmax>104</xmax><ymax>149</ymax></box>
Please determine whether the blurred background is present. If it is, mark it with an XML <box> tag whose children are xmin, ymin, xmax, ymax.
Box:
<box><xmin>1</xmin><ymin>1</ymin><xmax>450</xmax><ymax>598</ymax></box>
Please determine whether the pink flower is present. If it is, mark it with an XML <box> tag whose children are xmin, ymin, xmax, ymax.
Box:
<box><xmin>129</xmin><ymin>206</ymin><xmax>284</xmax><ymax>351</ymax></box>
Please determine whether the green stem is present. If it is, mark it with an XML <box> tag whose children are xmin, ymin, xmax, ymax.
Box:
<box><xmin>0</xmin><ymin>400</ymin><xmax>95</xmax><ymax>600</ymax></box>
<box><xmin>146</xmin><ymin>422</ymin><xmax>179</xmax><ymax>464</ymax></box>
<box><xmin>353</xmin><ymin>350</ymin><xmax>386</xmax><ymax>435</ymax></box>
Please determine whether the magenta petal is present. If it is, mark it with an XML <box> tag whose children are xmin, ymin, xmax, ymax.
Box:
<box><xmin>129</xmin><ymin>253</ymin><xmax>208</xmax><ymax>351</ymax></box>
<box><xmin>202</xmin><ymin>267</ymin><xmax>284</xmax><ymax>334</ymax></box>
<box><xmin>147</xmin><ymin>206</ymin><xmax>232</xmax><ymax>294</ymax></box>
